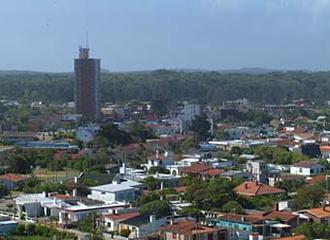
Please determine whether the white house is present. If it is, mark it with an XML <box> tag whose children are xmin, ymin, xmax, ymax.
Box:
<box><xmin>88</xmin><ymin>176</ymin><xmax>143</xmax><ymax>203</ymax></box>
<box><xmin>119</xmin><ymin>214</ymin><xmax>167</xmax><ymax>239</ymax></box>
<box><xmin>290</xmin><ymin>161</ymin><xmax>325</xmax><ymax>176</ymax></box>
<box><xmin>58</xmin><ymin>201</ymin><xmax>126</xmax><ymax>226</ymax></box>
<box><xmin>143</xmin><ymin>150</ymin><xmax>174</xmax><ymax>171</ymax></box>
<box><xmin>15</xmin><ymin>193</ymin><xmax>54</xmax><ymax>218</ymax></box>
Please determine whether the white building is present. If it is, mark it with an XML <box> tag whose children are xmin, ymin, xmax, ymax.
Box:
<box><xmin>15</xmin><ymin>192</ymin><xmax>54</xmax><ymax>218</ymax></box>
<box><xmin>119</xmin><ymin>214</ymin><xmax>167</xmax><ymax>239</ymax></box>
<box><xmin>88</xmin><ymin>176</ymin><xmax>143</xmax><ymax>203</ymax></box>
<box><xmin>290</xmin><ymin>161</ymin><xmax>325</xmax><ymax>176</ymax></box>
<box><xmin>143</xmin><ymin>150</ymin><xmax>174</xmax><ymax>171</ymax></box>
<box><xmin>59</xmin><ymin>201</ymin><xmax>126</xmax><ymax>225</ymax></box>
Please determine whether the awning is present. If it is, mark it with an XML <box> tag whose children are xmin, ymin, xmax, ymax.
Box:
<box><xmin>270</xmin><ymin>223</ymin><xmax>291</xmax><ymax>228</ymax></box>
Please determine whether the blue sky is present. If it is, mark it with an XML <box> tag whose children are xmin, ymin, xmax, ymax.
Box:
<box><xmin>1</xmin><ymin>0</ymin><xmax>330</xmax><ymax>72</ymax></box>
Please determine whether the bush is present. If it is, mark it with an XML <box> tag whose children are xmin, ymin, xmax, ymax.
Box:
<box><xmin>26</xmin><ymin>223</ymin><xmax>36</xmax><ymax>235</ymax></box>
<box><xmin>15</xmin><ymin>224</ymin><xmax>26</xmax><ymax>235</ymax></box>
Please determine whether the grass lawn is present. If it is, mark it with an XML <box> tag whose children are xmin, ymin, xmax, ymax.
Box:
<box><xmin>33</xmin><ymin>168</ymin><xmax>80</xmax><ymax>183</ymax></box>
<box><xmin>13</xmin><ymin>236</ymin><xmax>50</xmax><ymax>240</ymax></box>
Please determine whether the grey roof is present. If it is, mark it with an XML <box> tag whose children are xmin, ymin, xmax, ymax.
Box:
<box><xmin>90</xmin><ymin>179</ymin><xmax>143</xmax><ymax>193</ymax></box>
<box><xmin>121</xmin><ymin>214</ymin><xmax>151</xmax><ymax>227</ymax></box>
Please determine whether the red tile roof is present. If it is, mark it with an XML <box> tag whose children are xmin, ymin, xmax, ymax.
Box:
<box><xmin>306</xmin><ymin>175</ymin><xmax>326</xmax><ymax>185</ymax></box>
<box><xmin>263</xmin><ymin>211</ymin><xmax>298</xmax><ymax>222</ymax></box>
<box><xmin>0</xmin><ymin>174</ymin><xmax>30</xmax><ymax>182</ymax></box>
<box><xmin>51</xmin><ymin>194</ymin><xmax>73</xmax><ymax>200</ymax></box>
<box><xmin>182</xmin><ymin>163</ymin><xmax>211</xmax><ymax>174</ymax></box>
<box><xmin>219</xmin><ymin>213</ymin><xmax>262</xmax><ymax>224</ymax></box>
<box><xmin>305</xmin><ymin>206</ymin><xmax>330</xmax><ymax>219</ymax></box>
<box><xmin>201</xmin><ymin>169</ymin><xmax>225</xmax><ymax>177</ymax></box>
<box><xmin>161</xmin><ymin>220</ymin><xmax>221</xmax><ymax>234</ymax></box>
<box><xmin>320</xmin><ymin>145</ymin><xmax>330</xmax><ymax>152</ymax></box>
<box><xmin>105</xmin><ymin>212</ymin><xmax>140</xmax><ymax>221</ymax></box>
<box><xmin>235</xmin><ymin>181</ymin><xmax>285</xmax><ymax>197</ymax></box>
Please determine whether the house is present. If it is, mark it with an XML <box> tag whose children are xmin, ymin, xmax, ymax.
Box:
<box><xmin>118</xmin><ymin>214</ymin><xmax>167</xmax><ymax>239</ymax></box>
<box><xmin>300</xmin><ymin>206</ymin><xmax>330</xmax><ymax>223</ymax></box>
<box><xmin>290</xmin><ymin>161</ymin><xmax>325</xmax><ymax>176</ymax></box>
<box><xmin>161</xmin><ymin>219</ymin><xmax>227</xmax><ymax>240</ymax></box>
<box><xmin>0</xmin><ymin>174</ymin><xmax>30</xmax><ymax>190</ymax></box>
<box><xmin>181</xmin><ymin>163</ymin><xmax>211</xmax><ymax>178</ymax></box>
<box><xmin>254</xmin><ymin>210</ymin><xmax>299</xmax><ymax>230</ymax></box>
<box><xmin>58</xmin><ymin>200</ymin><xmax>126</xmax><ymax>226</ymax></box>
<box><xmin>208</xmin><ymin>213</ymin><xmax>286</xmax><ymax>240</ymax></box>
<box><xmin>246</xmin><ymin>161</ymin><xmax>269</xmax><ymax>184</ymax></box>
<box><xmin>15</xmin><ymin>192</ymin><xmax>54</xmax><ymax>218</ymax></box>
<box><xmin>143</xmin><ymin>150</ymin><xmax>174</xmax><ymax>171</ymax></box>
<box><xmin>88</xmin><ymin>175</ymin><xmax>143</xmax><ymax>203</ymax></box>
<box><xmin>221</xmin><ymin>170</ymin><xmax>253</xmax><ymax>181</ymax></box>
<box><xmin>103</xmin><ymin>208</ymin><xmax>140</xmax><ymax>232</ymax></box>
<box><xmin>234</xmin><ymin>181</ymin><xmax>285</xmax><ymax>197</ymax></box>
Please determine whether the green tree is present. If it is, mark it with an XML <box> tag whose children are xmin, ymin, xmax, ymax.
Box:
<box><xmin>98</xmin><ymin>123</ymin><xmax>132</xmax><ymax>146</ymax></box>
<box><xmin>190</xmin><ymin>114</ymin><xmax>211</xmax><ymax>142</ymax></box>
<box><xmin>294</xmin><ymin>222</ymin><xmax>330</xmax><ymax>239</ymax></box>
<box><xmin>222</xmin><ymin>201</ymin><xmax>244</xmax><ymax>214</ymax></box>
<box><xmin>0</xmin><ymin>184</ymin><xmax>9</xmax><ymax>198</ymax></box>
<box><xmin>143</xmin><ymin>177</ymin><xmax>161</xmax><ymax>191</ymax></box>
<box><xmin>293</xmin><ymin>183</ymin><xmax>326</xmax><ymax>210</ymax></box>
<box><xmin>139</xmin><ymin>200</ymin><xmax>171</xmax><ymax>217</ymax></box>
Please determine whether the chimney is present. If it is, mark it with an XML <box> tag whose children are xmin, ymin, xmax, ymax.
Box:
<box><xmin>160</xmin><ymin>181</ymin><xmax>164</xmax><ymax>190</ymax></box>
<box><xmin>241</xmin><ymin>216</ymin><xmax>246</xmax><ymax>222</ymax></box>
<box><xmin>73</xmin><ymin>188</ymin><xmax>77</xmax><ymax>197</ymax></box>
<box><xmin>74</xmin><ymin>177</ymin><xmax>78</xmax><ymax>184</ymax></box>
<box><xmin>245</xmin><ymin>183</ymin><xmax>249</xmax><ymax>189</ymax></box>
<box><xmin>156</xmin><ymin>149</ymin><xmax>160</xmax><ymax>159</ymax></box>
<box><xmin>42</xmin><ymin>191</ymin><xmax>47</xmax><ymax>198</ymax></box>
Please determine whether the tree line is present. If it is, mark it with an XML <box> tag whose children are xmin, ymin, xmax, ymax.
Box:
<box><xmin>1</xmin><ymin>70</ymin><xmax>330</xmax><ymax>104</ymax></box>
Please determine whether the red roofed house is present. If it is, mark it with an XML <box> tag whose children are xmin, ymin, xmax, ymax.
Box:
<box><xmin>300</xmin><ymin>206</ymin><xmax>330</xmax><ymax>223</ymax></box>
<box><xmin>181</xmin><ymin>163</ymin><xmax>224</xmax><ymax>179</ymax></box>
<box><xmin>161</xmin><ymin>220</ymin><xmax>227</xmax><ymax>240</ymax></box>
<box><xmin>320</xmin><ymin>145</ymin><xmax>330</xmax><ymax>158</ymax></box>
<box><xmin>181</xmin><ymin>163</ymin><xmax>211</xmax><ymax>178</ymax></box>
<box><xmin>263</xmin><ymin>211</ymin><xmax>299</xmax><ymax>229</ymax></box>
<box><xmin>103</xmin><ymin>209</ymin><xmax>140</xmax><ymax>232</ymax></box>
<box><xmin>0</xmin><ymin>174</ymin><xmax>30</xmax><ymax>190</ymax></box>
<box><xmin>200</xmin><ymin>169</ymin><xmax>225</xmax><ymax>180</ymax></box>
<box><xmin>235</xmin><ymin>181</ymin><xmax>285</xmax><ymax>197</ymax></box>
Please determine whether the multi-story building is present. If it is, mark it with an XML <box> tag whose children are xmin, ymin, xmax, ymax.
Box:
<box><xmin>74</xmin><ymin>47</ymin><xmax>100</xmax><ymax>120</ymax></box>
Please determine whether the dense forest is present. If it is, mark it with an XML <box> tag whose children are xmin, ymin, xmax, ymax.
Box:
<box><xmin>0</xmin><ymin>70</ymin><xmax>330</xmax><ymax>104</ymax></box>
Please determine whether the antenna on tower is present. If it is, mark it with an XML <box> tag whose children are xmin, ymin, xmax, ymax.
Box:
<box><xmin>86</xmin><ymin>31</ymin><xmax>89</xmax><ymax>49</ymax></box>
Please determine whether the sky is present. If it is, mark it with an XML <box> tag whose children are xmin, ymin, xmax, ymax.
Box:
<box><xmin>1</xmin><ymin>0</ymin><xmax>330</xmax><ymax>72</ymax></box>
